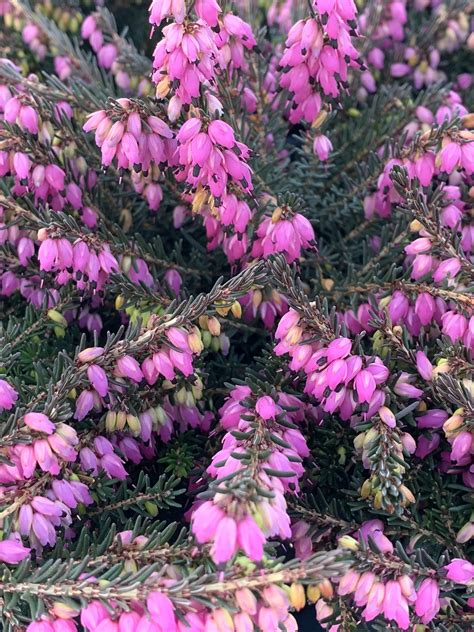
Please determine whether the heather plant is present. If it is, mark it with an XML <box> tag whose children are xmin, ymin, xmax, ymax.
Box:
<box><xmin>0</xmin><ymin>0</ymin><xmax>473</xmax><ymax>631</ymax></box>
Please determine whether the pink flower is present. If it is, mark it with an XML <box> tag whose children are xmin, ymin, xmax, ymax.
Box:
<box><xmin>383</xmin><ymin>580</ymin><xmax>410</xmax><ymax>629</ymax></box>
<box><xmin>0</xmin><ymin>539</ymin><xmax>31</xmax><ymax>563</ymax></box>
<box><xmin>237</xmin><ymin>516</ymin><xmax>265</xmax><ymax>561</ymax></box>
<box><xmin>416</xmin><ymin>350</ymin><xmax>433</xmax><ymax>380</ymax></box>
<box><xmin>378</xmin><ymin>406</ymin><xmax>396</xmax><ymax>428</ymax></box>
<box><xmin>451</xmin><ymin>431</ymin><xmax>473</xmax><ymax>463</ymax></box>
<box><xmin>74</xmin><ymin>390</ymin><xmax>95</xmax><ymax>421</ymax></box>
<box><xmin>313</xmin><ymin>135</ymin><xmax>333</xmax><ymax>161</ymax></box>
<box><xmin>255</xmin><ymin>395</ymin><xmax>277</xmax><ymax>420</ymax></box>
<box><xmin>415</xmin><ymin>578</ymin><xmax>440</xmax><ymax>623</ymax></box>
<box><xmin>24</xmin><ymin>412</ymin><xmax>55</xmax><ymax>435</ymax></box>
<box><xmin>147</xmin><ymin>592</ymin><xmax>176</xmax><ymax>632</ymax></box>
<box><xmin>362</xmin><ymin>582</ymin><xmax>385</xmax><ymax>621</ymax></box>
<box><xmin>191</xmin><ymin>501</ymin><xmax>225</xmax><ymax>543</ymax></box>
<box><xmin>116</xmin><ymin>355</ymin><xmax>144</xmax><ymax>382</ymax></box>
<box><xmin>0</xmin><ymin>379</ymin><xmax>18</xmax><ymax>412</ymax></box>
<box><xmin>211</xmin><ymin>515</ymin><xmax>237</xmax><ymax>563</ymax></box>
<box><xmin>439</xmin><ymin>141</ymin><xmax>461</xmax><ymax>173</ymax></box>
<box><xmin>81</xmin><ymin>601</ymin><xmax>109</xmax><ymax>630</ymax></box>
<box><xmin>26</xmin><ymin>622</ymin><xmax>55</xmax><ymax>632</ymax></box>
<box><xmin>118</xmin><ymin>612</ymin><xmax>141</xmax><ymax>632</ymax></box>
<box><xmin>87</xmin><ymin>365</ymin><xmax>109</xmax><ymax>397</ymax></box>
<box><xmin>432</xmin><ymin>257</ymin><xmax>461</xmax><ymax>283</ymax></box>
<box><xmin>445</xmin><ymin>558</ymin><xmax>474</xmax><ymax>584</ymax></box>
<box><xmin>354</xmin><ymin>370</ymin><xmax>376</xmax><ymax>403</ymax></box>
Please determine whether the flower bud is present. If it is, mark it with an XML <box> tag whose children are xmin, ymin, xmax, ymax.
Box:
<box><xmin>318</xmin><ymin>579</ymin><xmax>333</xmax><ymax>599</ymax></box>
<box><xmin>116</xmin><ymin>411</ymin><xmax>127</xmax><ymax>431</ymax></box>
<box><xmin>188</xmin><ymin>327</ymin><xmax>204</xmax><ymax>353</ymax></box>
<box><xmin>48</xmin><ymin>309</ymin><xmax>67</xmax><ymax>327</ymax></box>
<box><xmin>307</xmin><ymin>585</ymin><xmax>320</xmax><ymax>602</ymax></box>
<box><xmin>338</xmin><ymin>535</ymin><xmax>359</xmax><ymax>551</ymax></box>
<box><xmin>122</xmin><ymin>256</ymin><xmax>132</xmax><ymax>273</ymax></box>
<box><xmin>145</xmin><ymin>501</ymin><xmax>159</xmax><ymax>517</ymax></box>
<box><xmin>235</xmin><ymin>588</ymin><xmax>257</xmax><ymax>615</ymax></box>
<box><xmin>207</xmin><ymin>316</ymin><xmax>221</xmax><ymax>336</ymax></box>
<box><xmin>400</xmin><ymin>485</ymin><xmax>415</xmax><ymax>504</ymax></box>
<box><xmin>126</xmin><ymin>414</ymin><xmax>141</xmax><ymax>435</ymax></box>
<box><xmin>289</xmin><ymin>583</ymin><xmax>306</xmax><ymax>610</ymax></box>
<box><xmin>443</xmin><ymin>413</ymin><xmax>464</xmax><ymax>435</ymax></box>
<box><xmin>105</xmin><ymin>411</ymin><xmax>117</xmax><ymax>433</ymax></box>
<box><xmin>231</xmin><ymin>301</ymin><xmax>242</xmax><ymax>318</ymax></box>
<box><xmin>360</xmin><ymin>479</ymin><xmax>372</xmax><ymax>499</ymax></box>
<box><xmin>78</xmin><ymin>347</ymin><xmax>105</xmax><ymax>363</ymax></box>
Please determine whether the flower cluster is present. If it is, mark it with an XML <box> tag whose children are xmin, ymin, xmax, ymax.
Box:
<box><xmin>191</xmin><ymin>386</ymin><xmax>313</xmax><ymax>564</ymax></box>
<box><xmin>279</xmin><ymin>0</ymin><xmax>361</xmax><ymax>124</ymax></box>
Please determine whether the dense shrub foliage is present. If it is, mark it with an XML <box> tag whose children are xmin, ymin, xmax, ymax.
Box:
<box><xmin>0</xmin><ymin>0</ymin><xmax>473</xmax><ymax>630</ymax></box>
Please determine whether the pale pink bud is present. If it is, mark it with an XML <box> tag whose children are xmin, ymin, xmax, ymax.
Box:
<box><xmin>313</xmin><ymin>134</ymin><xmax>333</xmax><ymax>161</ymax></box>
<box><xmin>0</xmin><ymin>539</ymin><xmax>31</xmax><ymax>564</ymax></box>
<box><xmin>255</xmin><ymin>395</ymin><xmax>277</xmax><ymax>420</ymax></box>
<box><xmin>24</xmin><ymin>412</ymin><xmax>55</xmax><ymax>435</ymax></box>
<box><xmin>78</xmin><ymin>347</ymin><xmax>105</xmax><ymax>363</ymax></box>
<box><xmin>378</xmin><ymin>406</ymin><xmax>396</xmax><ymax>428</ymax></box>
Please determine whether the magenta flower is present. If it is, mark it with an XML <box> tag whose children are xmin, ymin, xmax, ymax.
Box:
<box><xmin>445</xmin><ymin>558</ymin><xmax>474</xmax><ymax>584</ymax></box>
<box><xmin>211</xmin><ymin>515</ymin><xmax>238</xmax><ymax>564</ymax></box>
<box><xmin>116</xmin><ymin>355</ymin><xmax>144</xmax><ymax>383</ymax></box>
<box><xmin>24</xmin><ymin>412</ymin><xmax>55</xmax><ymax>435</ymax></box>
<box><xmin>237</xmin><ymin>515</ymin><xmax>266</xmax><ymax>561</ymax></box>
<box><xmin>415</xmin><ymin>578</ymin><xmax>440</xmax><ymax>623</ymax></box>
<box><xmin>0</xmin><ymin>539</ymin><xmax>31</xmax><ymax>564</ymax></box>
<box><xmin>416</xmin><ymin>350</ymin><xmax>433</xmax><ymax>380</ymax></box>
<box><xmin>0</xmin><ymin>379</ymin><xmax>18</xmax><ymax>412</ymax></box>
<box><xmin>147</xmin><ymin>592</ymin><xmax>176</xmax><ymax>631</ymax></box>
<box><xmin>255</xmin><ymin>395</ymin><xmax>277</xmax><ymax>420</ymax></box>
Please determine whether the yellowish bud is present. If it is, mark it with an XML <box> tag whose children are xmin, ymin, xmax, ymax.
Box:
<box><xmin>338</xmin><ymin>535</ymin><xmax>360</xmax><ymax>551</ymax></box>
<box><xmin>231</xmin><ymin>301</ymin><xmax>242</xmax><ymax>318</ymax></box>
<box><xmin>188</xmin><ymin>327</ymin><xmax>204</xmax><ymax>353</ymax></box>
<box><xmin>116</xmin><ymin>411</ymin><xmax>127</xmax><ymax>431</ymax></box>
<box><xmin>155</xmin><ymin>76</ymin><xmax>170</xmax><ymax>99</ymax></box>
<box><xmin>215</xmin><ymin>305</ymin><xmax>230</xmax><ymax>317</ymax></box>
<box><xmin>48</xmin><ymin>309</ymin><xmax>67</xmax><ymax>327</ymax></box>
<box><xmin>145</xmin><ymin>501</ymin><xmax>159</xmax><ymax>517</ymax></box>
<box><xmin>318</xmin><ymin>579</ymin><xmax>334</xmax><ymax>599</ymax></box>
<box><xmin>353</xmin><ymin>432</ymin><xmax>366</xmax><ymax>450</ymax></box>
<box><xmin>271</xmin><ymin>207</ymin><xmax>283</xmax><ymax>223</ymax></box>
<box><xmin>410</xmin><ymin>219</ymin><xmax>423</xmax><ymax>232</ymax></box>
<box><xmin>126</xmin><ymin>414</ymin><xmax>141</xmax><ymax>435</ymax></box>
<box><xmin>373</xmin><ymin>490</ymin><xmax>383</xmax><ymax>509</ymax></box>
<box><xmin>360</xmin><ymin>479</ymin><xmax>372</xmax><ymax>499</ymax></box>
<box><xmin>192</xmin><ymin>186</ymin><xmax>208</xmax><ymax>213</ymax></box>
<box><xmin>121</xmin><ymin>256</ymin><xmax>132</xmax><ymax>274</ymax></box>
<box><xmin>400</xmin><ymin>485</ymin><xmax>415</xmax><ymax>504</ymax></box>
<box><xmin>307</xmin><ymin>585</ymin><xmax>321</xmax><ymax>603</ymax></box>
<box><xmin>311</xmin><ymin>109</ymin><xmax>328</xmax><ymax>129</ymax></box>
<box><xmin>105</xmin><ymin>410</ymin><xmax>117</xmax><ymax>433</ymax></box>
<box><xmin>252</xmin><ymin>289</ymin><xmax>263</xmax><ymax>308</ymax></box>
<box><xmin>443</xmin><ymin>413</ymin><xmax>464</xmax><ymax>435</ymax></box>
<box><xmin>289</xmin><ymin>583</ymin><xmax>306</xmax><ymax>610</ymax></box>
<box><xmin>321</xmin><ymin>278</ymin><xmax>334</xmax><ymax>291</ymax></box>
<box><xmin>207</xmin><ymin>316</ymin><xmax>221</xmax><ymax>336</ymax></box>
<box><xmin>199</xmin><ymin>315</ymin><xmax>209</xmax><ymax>330</ymax></box>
